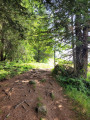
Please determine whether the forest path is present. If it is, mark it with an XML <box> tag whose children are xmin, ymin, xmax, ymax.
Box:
<box><xmin>0</xmin><ymin>69</ymin><xmax>84</xmax><ymax>120</ymax></box>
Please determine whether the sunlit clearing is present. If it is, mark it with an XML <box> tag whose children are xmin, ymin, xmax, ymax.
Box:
<box><xmin>48</xmin><ymin>58</ymin><xmax>54</xmax><ymax>69</ymax></box>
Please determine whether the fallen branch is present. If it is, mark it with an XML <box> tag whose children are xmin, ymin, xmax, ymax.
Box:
<box><xmin>2</xmin><ymin>89</ymin><xmax>8</xmax><ymax>96</ymax></box>
<box><xmin>24</xmin><ymin>100</ymin><xmax>30</xmax><ymax>106</ymax></box>
<box><xmin>21</xmin><ymin>105</ymin><xmax>26</xmax><ymax>111</ymax></box>
<box><xmin>4</xmin><ymin>113</ymin><xmax>10</xmax><ymax>120</ymax></box>
<box><xmin>8</xmin><ymin>87</ymin><xmax>14</xmax><ymax>92</ymax></box>
<box><xmin>14</xmin><ymin>100</ymin><xmax>25</xmax><ymax>109</ymax></box>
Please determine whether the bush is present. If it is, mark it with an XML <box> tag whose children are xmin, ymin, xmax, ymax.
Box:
<box><xmin>53</xmin><ymin>64</ymin><xmax>90</xmax><ymax>116</ymax></box>
<box><xmin>52</xmin><ymin>64</ymin><xmax>74</xmax><ymax>77</ymax></box>
<box><xmin>0</xmin><ymin>70</ymin><xmax>8</xmax><ymax>81</ymax></box>
<box><xmin>56</xmin><ymin>75</ymin><xmax>90</xmax><ymax>95</ymax></box>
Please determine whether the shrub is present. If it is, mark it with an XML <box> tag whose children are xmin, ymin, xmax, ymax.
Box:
<box><xmin>53</xmin><ymin>64</ymin><xmax>90</xmax><ymax>116</ymax></box>
<box><xmin>52</xmin><ymin>64</ymin><xmax>74</xmax><ymax>77</ymax></box>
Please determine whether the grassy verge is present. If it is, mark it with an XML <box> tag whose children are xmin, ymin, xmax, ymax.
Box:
<box><xmin>52</xmin><ymin>64</ymin><xmax>90</xmax><ymax>118</ymax></box>
<box><xmin>66</xmin><ymin>88</ymin><xmax>90</xmax><ymax>116</ymax></box>
<box><xmin>87</xmin><ymin>72</ymin><xmax>90</xmax><ymax>81</ymax></box>
<box><xmin>87</xmin><ymin>64</ymin><xmax>90</xmax><ymax>81</ymax></box>
<box><xmin>0</xmin><ymin>61</ymin><xmax>52</xmax><ymax>81</ymax></box>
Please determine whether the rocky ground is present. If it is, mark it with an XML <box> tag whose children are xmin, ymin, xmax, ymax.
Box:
<box><xmin>0</xmin><ymin>69</ymin><xmax>87</xmax><ymax>120</ymax></box>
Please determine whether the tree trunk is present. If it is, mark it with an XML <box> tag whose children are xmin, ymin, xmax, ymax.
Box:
<box><xmin>82</xmin><ymin>27</ymin><xmax>88</xmax><ymax>78</ymax></box>
<box><xmin>71</xmin><ymin>15</ymin><xmax>76</xmax><ymax>73</ymax></box>
<box><xmin>0</xmin><ymin>23</ymin><xmax>4</xmax><ymax>61</ymax></box>
<box><xmin>75</xmin><ymin>15</ymin><xmax>83</xmax><ymax>77</ymax></box>
<box><xmin>75</xmin><ymin>15</ymin><xmax>88</xmax><ymax>78</ymax></box>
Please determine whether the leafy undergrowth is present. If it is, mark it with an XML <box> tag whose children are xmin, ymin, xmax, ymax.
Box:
<box><xmin>52</xmin><ymin>64</ymin><xmax>90</xmax><ymax>118</ymax></box>
<box><xmin>87</xmin><ymin>63</ymin><xmax>90</xmax><ymax>81</ymax></box>
<box><xmin>0</xmin><ymin>61</ymin><xmax>52</xmax><ymax>81</ymax></box>
<box><xmin>87</xmin><ymin>72</ymin><xmax>90</xmax><ymax>81</ymax></box>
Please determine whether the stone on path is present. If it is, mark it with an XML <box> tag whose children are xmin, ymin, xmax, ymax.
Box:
<box><xmin>36</xmin><ymin>105</ymin><xmax>47</xmax><ymax>115</ymax></box>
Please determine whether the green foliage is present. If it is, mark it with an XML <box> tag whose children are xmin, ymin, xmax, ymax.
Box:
<box><xmin>40</xmin><ymin>79</ymin><xmax>46</xmax><ymax>83</ymax></box>
<box><xmin>88</xmin><ymin>63</ymin><xmax>90</xmax><ymax>67</ymax></box>
<box><xmin>37</xmin><ymin>97</ymin><xmax>43</xmax><ymax>102</ymax></box>
<box><xmin>53</xmin><ymin>64</ymin><xmax>90</xmax><ymax>95</ymax></box>
<box><xmin>66</xmin><ymin>88</ymin><xmax>90</xmax><ymax>116</ymax></box>
<box><xmin>40</xmin><ymin>118</ymin><xmax>43</xmax><ymax>120</ymax></box>
<box><xmin>37</xmin><ymin>102</ymin><xmax>43</xmax><ymax>107</ymax></box>
<box><xmin>56</xmin><ymin>75</ymin><xmax>89</xmax><ymax>94</ymax></box>
<box><xmin>53</xmin><ymin>64</ymin><xmax>90</xmax><ymax>116</ymax></box>
<box><xmin>0</xmin><ymin>61</ymin><xmax>53</xmax><ymax>81</ymax></box>
<box><xmin>52</xmin><ymin>64</ymin><xmax>74</xmax><ymax>77</ymax></box>
<box><xmin>87</xmin><ymin>72</ymin><xmax>90</xmax><ymax>82</ymax></box>
<box><xmin>0</xmin><ymin>0</ymin><xmax>53</xmax><ymax>62</ymax></box>
<box><xmin>0</xmin><ymin>61</ymin><xmax>33</xmax><ymax>81</ymax></box>
<box><xmin>37</xmin><ymin>96</ymin><xmax>43</xmax><ymax>108</ymax></box>
<box><xmin>87</xmin><ymin>64</ymin><xmax>90</xmax><ymax>82</ymax></box>
<box><xmin>0</xmin><ymin>0</ymin><xmax>29</xmax><ymax>61</ymax></box>
<box><xmin>0</xmin><ymin>70</ymin><xmax>8</xmax><ymax>81</ymax></box>
<box><xmin>56</xmin><ymin>59</ymin><xmax>73</xmax><ymax>65</ymax></box>
<box><xmin>50</xmin><ymin>92</ymin><xmax>55</xmax><ymax>100</ymax></box>
<box><xmin>29</xmin><ymin>81</ymin><xmax>36</xmax><ymax>85</ymax></box>
<box><xmin>40</xmin><ymin>118</ymin><xmax>46</xmax><ymax>120</ymax></box>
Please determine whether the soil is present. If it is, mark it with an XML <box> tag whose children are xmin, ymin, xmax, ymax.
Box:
<box><xmin>0</xmin><ymin>69</ymin><xmax>88</xmax><ymax>120</ymax></box>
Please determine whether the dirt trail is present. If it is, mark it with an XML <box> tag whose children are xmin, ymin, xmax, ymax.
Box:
<box><xmin>0</xmin><ymin>69</ymin><xmax>84</xmax><ymax>120</ymax></box>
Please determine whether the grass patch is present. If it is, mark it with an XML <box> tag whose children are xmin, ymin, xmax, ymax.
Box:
<box><xmin>40</xmin><ymin>79</ymin><xmax>46</xmax><ymax>83</ymax></box>
<box><xmin>87</xmin><ymin>72</ymin><xmax>90</xmax><ymax>82</ymax></box>
<box><xmin>66</xmin><ymin>88</ymin><xmax>90</xmax><ymax>115</ymax></box>
<box><xmin>37</xmin><ymin>102</ymin><xmax>43</xmax><ymax>107</ymax></box>
<box><xmin>0</xmin><ymin>61</ymin><xmax>52</xmax><ymax>81</ymax></box>
<box><xmin>37</xmin><ymin>97</ymin><xmax>43</xmax><ymax>102</ymax></box>
<box><xmin>37</xmin><ymin>96</ymin><xmax>43</xmax><ymax>108</ymax></box>
<box><xmin>29</xmin><ymin>81</ymin><xmax>36</xmax><ymax>85</ymax></box>
<box><xmin>0</xmin><ymin>62</ymin><xmax>34</xmax><ymax>81</ymax></box>
<box><xmin>0</xmin><ymin>70</ymin><xmax>9</xmax><ymax>80</ymax></box>
<box><xmin>50</xmin><ymin>92</ymin><xmax>55</xmax><ymax>100</ymax></box>
<box><xmin>40</xmin><ymin>118</ymin><xmax>46</xmax><ymax>120</ymax></box>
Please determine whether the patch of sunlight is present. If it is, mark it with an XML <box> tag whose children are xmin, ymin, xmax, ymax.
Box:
<box><xmin>48</xmin><ymin>58</ymin><xmax>54</xmax><ymax>68</ymax></box>
<box><xmin>54</xmin><ymin>118</ymin><xmax>59</xmax><ymax>120</ymax></box>
<box><xmin>87</xmin><ymin>72</ymin><xmax>90</xmax><ymax>81</ymax></box>
<box><xmin>0</xmin><ymin>70</ymin><xmax>8</xmax><ymax>74</ymax></box>
<box><xmin>34</xmin><ymin>80</ymin><xmax>40</xmax><ymax>84</ymax></box>
<box><xmin>22</xmin><ymin>80</ymin><xmax>29</xmax><ymax>83</ymax></box>
<box><xmin>0</xmin><ymin>70</ymin><xmax>9</xmax><ymax>79</ymax></box>
<box><xmin>15</xmin><ymin>80</ymin><xmax>20</xmax><ymax>83</ymax></box>
<box><xmin>14</xmin><ymin>59</ymin><xmax>54</xmax><ymax>69</ymax></box>
<box><xmin>58</xmin><ymin>104</ymin><xmax>63</xmax><ymax>110</ymax></box>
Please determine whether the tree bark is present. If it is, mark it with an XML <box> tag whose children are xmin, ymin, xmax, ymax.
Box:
<box><xmin>82</xmin><ymin>27</ymin><xmax>88</xmax><ymax>78</ymax></box>
<box><xmin>75</xmin><ymin>15</ymin><xmax>83</xmax><ymax>77</ymax></box>
<box><xmin>71</xmin><ymin>15</ymin><xmax>76</xmax><ymax>73</ymax></box>
<box><xmin>0</xmin><ymin>23</ymin><xmax>4</xmax><ymax>61</ymax></box>
<box><xmin>75</xmin><ymin>15</ymin><xmax>88</xmax><ymax>78</ymax></box>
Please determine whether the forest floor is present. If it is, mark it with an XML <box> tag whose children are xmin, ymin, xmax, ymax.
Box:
<box><xmin>0</xmin><ymin>69</ymin><xmax>89</xmax><ymax>120</ymax></box>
